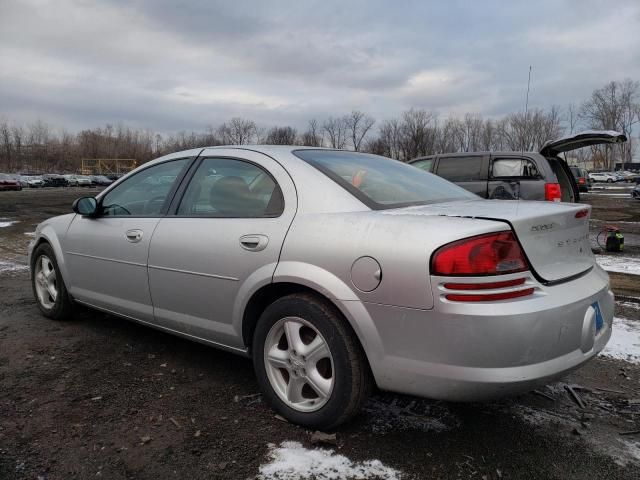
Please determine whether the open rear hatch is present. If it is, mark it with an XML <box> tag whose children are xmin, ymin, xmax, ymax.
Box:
<box><xmin>389</xmin><ymin>200</ymin><xmax>595</xmax><ymax>283</ymax></box>
<box><xmin>539</xmin><ymin>130</ymin><xmax>627</xmax><ymax>157</ymax></box>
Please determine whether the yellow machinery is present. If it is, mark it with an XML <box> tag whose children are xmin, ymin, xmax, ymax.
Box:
<box><xmin>80</xmin><ymin>158</ymin><xmax>137</xmax><ymax>175</ymax></box>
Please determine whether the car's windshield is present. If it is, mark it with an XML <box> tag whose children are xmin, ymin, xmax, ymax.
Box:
<box><xmin>294</xmin><ymin>150</ymin><xmax>476</xmax><ymax>209</ymax></box>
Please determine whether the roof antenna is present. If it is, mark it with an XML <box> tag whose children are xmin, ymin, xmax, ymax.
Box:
<box><xmin>517</xmin><ymin>65</ymin><xmax>532</xmax><ymax>214</ymax></box>
<box><xmin>522</xmin><ymin>65</ymin><xmax>532</xmax><ymax>157</ymax></box>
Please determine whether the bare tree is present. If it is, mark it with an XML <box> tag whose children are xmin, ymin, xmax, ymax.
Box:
<box><xmin>0</xmin><ymin>121</ymin><xmax>12</xmax><ymax>170</ymax></box>
<box><xmin>264</xmin><ymin>126</ymin><xmax>298</xmax><ymax>145</ymax></box>
<box><xmin>322</xmin><ymin>117</ymin><xmax>347</xmax><ymax>149</ymax></box>
<box><xmin>581</xmin><ymin>79</ymin><xmax>640</xmax><ymax>168</ymax></box>
<box><xmin>398</xmin><ymin>108</ymin><xmax>437</xmax><ymax>160</ymax></box>
<box><xmin>218</xmin><ymin>117</ymin><xmax>257</xmax><ymax>145</ymax></box>
<box><xmin>300</xmin><ymin>119</ymin><xmax>323</xmax><ymax>146</ymax></box>
<box><xmin>344</xmin><ymin>110</ymin><xmax>375</xmax><ymax>151</ymax></box>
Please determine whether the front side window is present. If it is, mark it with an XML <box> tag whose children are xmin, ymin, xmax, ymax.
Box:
<box><xmin>294</xmin><ymin>150</ymin><xmax>476</xmax><ymax>210</ymax></box>
<box><xmin>436</xmin><ymin>157</ymin><xmax>484</xmax><ymax>182</ymax></box>
<box><xmin>491</xmin><ymin>158</ymin><xmax>540</xmax><ymax>178</ymax></box>
<box><xmin>177</xmin><ymin>158</ymin><xmax>283</xmax><ymax>217</ymax></box>
<box><xmin>101</xmin><ymin>158</ymin><xmax>189</xmax><ymax>216</ymax></box>
<box><xmin>411</xmin><ymin>158</ymin><xmax>434</xmax><ymax>172</ymax></box>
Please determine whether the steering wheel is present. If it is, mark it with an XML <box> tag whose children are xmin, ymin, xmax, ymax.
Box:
<box><xmin>104</xmin><ymin>204</ymin><xmax>131</xmax><ymax>216</ymax></box>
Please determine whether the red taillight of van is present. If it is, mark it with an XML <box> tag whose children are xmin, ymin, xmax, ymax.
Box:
<box><xmin>544</xmin><ymin>183</ymin><xmax>562</xmax><ymax>202</ymax></box>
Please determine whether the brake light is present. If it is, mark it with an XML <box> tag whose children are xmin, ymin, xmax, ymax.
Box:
<box><xmin>545</xmin><ymin>183</ymin><xmax>562</xmax><ymax>202</ymax></box>
<box><xmin>575</xmin><ymin>209</ymin><xmax>589</xmax><ymax>219</ymax></box>
<box><xmin>445</xmin><ymin>288</ymin><xmax>534</xmax><ymax>302</ymax></box>
<box><xmin>431</xmin><ymin>231</ymin><xmax>529</xmax><ymax>276</ymax></box>
<box><xmin>443</xmin><ymin>278</ymin><xmax>526</xmax><ymax>290</ymax></box>
<box><xmin>578</xmin><ymin>177</ymin><xmax>586</xmax><ymax>185</ymax></box>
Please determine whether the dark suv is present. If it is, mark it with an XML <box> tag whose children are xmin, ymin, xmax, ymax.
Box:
<box><xmin>569</xmin><ymin>166</ymin><xmax>590</xmax><ymax>192</ymax></box>
<box><xmin>409</xmin><ymin>131</ymin><xmax>626</xmax><ymax>202</ymax></box>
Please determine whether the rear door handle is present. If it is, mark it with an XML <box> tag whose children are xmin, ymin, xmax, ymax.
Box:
<box><xmin>125</xmin><ymin>229</ymin><xmax>144</xmax><ymax>243</ymax></box>
<box><xmin>239</xmin><ymin>234</ymin><xmax>269</xmax><ymax>252</ymax></box>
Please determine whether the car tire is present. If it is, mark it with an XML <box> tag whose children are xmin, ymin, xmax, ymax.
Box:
<box><xmin>607</xmin><ymin>178</ymin><xmax>613</xmax><ymax>183</ymax></box>
<box><xmin>31</xmin><ymin>243</ymin><xmax>74</xmax><ymax>320</ymax></box>
<box><xmin>252</xmin><ymin>293</ymin><xmax>371</xmax><ymax>430</ymax></box>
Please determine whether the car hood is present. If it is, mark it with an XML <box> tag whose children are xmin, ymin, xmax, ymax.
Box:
<box><xmin>539</xmin><ymin>130</ymin><xmax>627</xmax><ymax>157</ymax></box>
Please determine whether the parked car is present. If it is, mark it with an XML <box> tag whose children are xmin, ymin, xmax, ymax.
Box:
<box><xmin>42</xmin><ymin>174</ymin><xmax>68</xmax><ymax>187</ymax></box>
<box><xmin>632</xmin><ymin>184</ymin><xmax>640</xmax><ymax>200</ymax></box>
<box><xmin>63</xmin><ymin>174</ymin><xmax>92</xmax><ymax>187</ymax></box>
<box><xmin>569</xmin><ymin>166</ymin><xmax>590</xmax><ymax>192</ymax></box>
<box><xmin>105</xmin><ymin>173</ymin><xmax>125</xmax><ymax>181</ymax></box>
<box><xmin>0</xmin><ymin>173</ymin><xmax>22</xmax><ymax>191</ymax></box>
<box><xmin>90</xmin><ymin>175</ymin><xmax>113</xmax><ymax>186</ymax></box>
<box><xmin>410</xmin><ymin>131</ymin><xmax>627</xmax><ymax>202</ymax></box>
<box><xmin>29</xmin><ymin>146</ymin><xmax>614</xmax><ymax>429</ymax></box>
<box><xmin>21</xmin><ymin>175</ymin><xmax>45</xmax><ymax>188</ymax></box>
<box><xmin>589</xmin><ymin>172</ymin><xmax>618</xmax><ymax>183</ymax></box>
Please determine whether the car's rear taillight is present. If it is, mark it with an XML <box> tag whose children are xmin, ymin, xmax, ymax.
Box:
<box><xmin>545</xmin><ymin>183</ymin><xmax>562</xmax><ymax>202</ymax></box>
<box><xmin>578</xmin><ymin>177</ymin><xmax>586</xmax><ymax>185</ymax></box>
<box><xmin>431</xmin><ymin>231</ymin><xmax>529</xmax><ymax>276</ymax></box>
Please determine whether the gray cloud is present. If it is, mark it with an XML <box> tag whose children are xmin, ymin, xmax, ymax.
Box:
<box><xmin>1</xmin><ymin>0</ymin><xmax>638</xmax><ymax>132</ymax></box>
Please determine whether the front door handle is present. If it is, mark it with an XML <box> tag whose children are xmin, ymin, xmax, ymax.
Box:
<box><xmin>239</xmin><ymin>234</ymin><xmax>269</xmax><ymax>252</ymax></box>
<box><xmin>125</xmin><ymin>229</ymin><xmax>144</xmax><ymax>243</ymax></box>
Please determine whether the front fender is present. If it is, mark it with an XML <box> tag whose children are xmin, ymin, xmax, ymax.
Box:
<box><xmin>30</xmin><ymin>215</ymin><xmax>75</xmax><ymax>291</ymax></box>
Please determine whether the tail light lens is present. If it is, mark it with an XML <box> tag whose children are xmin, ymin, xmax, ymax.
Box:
<box><xmin>545</xmin><ymin>183</ymin><xmax>562</xmax><ymax>202</ymax></box>
<box><xmin>431</xmin><ymin>231</ymin><xmax>529</xmax><ymax>276</ymax></box>
<box><xmin>578</xmin><ymin>177</ymin><xmax>586</xmax><ymax>185</ymax></box>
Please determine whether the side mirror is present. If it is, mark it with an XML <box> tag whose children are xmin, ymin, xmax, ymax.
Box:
<box><xmin>72</xmin><ymin>197</ymin><xmax>98</xmax><ymax>217</ymax></box>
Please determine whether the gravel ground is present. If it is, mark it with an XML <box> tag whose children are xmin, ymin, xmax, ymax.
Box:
<box><xmin>0</xmin><ymin>186</ymin><xmax>639</xmax><ymax>480</ymax></box>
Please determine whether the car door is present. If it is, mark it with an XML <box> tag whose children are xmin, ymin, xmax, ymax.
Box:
<box><xmin>434</xmin><ymin>155</ymin><xmax>488</xmax><ymax>197</ymax></box>
<box><xmin>64</xmin><ymin>156</ymin><xmax>193</xmax><ymax>321</ymax></box>
<box><xmin>487</xmin><ymin>155</ymin><xmax>544</xmax><ymax>200</ymax></box>
<box><xmin>147</xmin><ymin>148</ymin><xmax>297</xmax><ymax>349</ymax></box>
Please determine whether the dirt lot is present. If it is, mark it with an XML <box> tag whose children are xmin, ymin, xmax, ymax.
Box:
<box><xmin>1</xmin><ymin>187</ymin><xmax>639</xmax><ymax>479</ymax></box>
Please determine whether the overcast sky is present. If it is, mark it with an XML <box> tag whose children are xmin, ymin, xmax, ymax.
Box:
<box><xmin>1</xmin><ymin>0</ymin><xmax>639</xmax><ymax>133</ymax></box>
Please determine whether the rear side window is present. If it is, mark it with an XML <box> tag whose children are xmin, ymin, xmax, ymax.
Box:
<box><xmin>436</xmin><ymin>157</ymin><xmax>484</xmax><ymax>181</ymax></box>
<box><xmin>491</xmin><ymin>158</ymin><xmax>540</xmax><ymax>178</ymax></box>
<box><xmin>177</xmin><ymin>158</ymin><xmax>283</xmax><ymax>217</ymax></box>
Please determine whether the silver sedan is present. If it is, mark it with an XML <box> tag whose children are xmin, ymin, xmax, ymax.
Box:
<box><xmin>29</xmin><ymin>146</ymin><xmax>613</xmax><ymax>429</ymax></box>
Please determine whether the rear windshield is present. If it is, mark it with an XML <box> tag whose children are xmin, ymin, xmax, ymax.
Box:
<box><xmin>294</xmin><ymin>150</ymin><xmax>476</xmax><ymax>209</ymax></box>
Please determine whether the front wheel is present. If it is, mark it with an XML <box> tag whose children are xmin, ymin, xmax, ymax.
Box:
<box><xmin>253</xmin><ymin>293</ymin><xmax>371</xmax><ymax>430</ymax></box>
<box><xmin>31</xmin><ymin>243</ymin><xmax>74</xmax><ymax>320</ymax></box>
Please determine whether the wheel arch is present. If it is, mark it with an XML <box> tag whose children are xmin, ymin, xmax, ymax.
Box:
<box><xmin>241</xmin><ymin>279</ymin><xmax>383</xmax><ymax>387</ymax></box>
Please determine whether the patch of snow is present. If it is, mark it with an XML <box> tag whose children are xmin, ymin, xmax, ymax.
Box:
<box><xmin>585</xmin><ymin>193</ymin><xmax>633</xmax><ymax>197</ymax></box>
<box><xmin>257</xmin><ymin>441</ymin><xmax>401</xmax><ymax>480</ymax></box>
<box><xmin>0</xmin><ymin>260</ymin><xmax>28</xmax><ymax>274</ymax></box>
<box><xmin>24</xmin><ymin>232</ymin><xmax>35</xmax><ymax>237</ymax></box>
<box><xmin>617</xmin><ymin>301</ymin><xmax>640</xmax><ymax>310</ymax></box>
<box><xmin>618</xmin><ymin>439</ymin><xmax>640</xmax><ymax>466</ymax></box>
<box><xmin>596</xmin><ymin>255</ymin><xmax>640</xmax><ymax>276</ymax></box>
<box><xmin>362</xmin><ymin>396</ymin><xmax>458</xmax><ymax>434</ymax></box>
<box><xmin>600</xmin><ymin>316</ymin><xmax>640</xmax><ymax>364</ymax></box>
<box><xmin>0</xmin><ymin>220</ymin><xmax>19</xmax><ymax>228</ymax></box>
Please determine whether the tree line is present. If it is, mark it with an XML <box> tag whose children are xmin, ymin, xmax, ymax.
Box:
<box><xmin>1</xmin><ymin>79</ymin><xmax>638</xmax><ymax>173</ymax></box>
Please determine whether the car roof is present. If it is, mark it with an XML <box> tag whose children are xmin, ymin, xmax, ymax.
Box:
<box><xmin>144</xmin><ymin>145</ymin><xmax>340</xmax><ymax>170</ymax></box>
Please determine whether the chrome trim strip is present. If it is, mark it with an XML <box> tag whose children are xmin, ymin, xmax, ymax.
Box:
<box><xmin>147</xmin><ymin>264</ymin><xmax>239</xmax><ymax>282</ymax></box>
<box><xmin>66</xmin><ymin>251</ymin><xmax>146</xmax><ymax>268</ymax></box>
<box><xmin>74</xmin><ymin>299</ymin><xmax>249</xmax><ymax>355</ymax></box>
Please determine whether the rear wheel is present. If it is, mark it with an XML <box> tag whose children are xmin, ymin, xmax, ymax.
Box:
<box><xmin>31</xmin><ymin>243</ymin><xmax>74</xmax><ymax>320</ymax></box>
<box><xmin>252</xmin><ymin>293</ymin><xmax>371</xmax><ymax>430</ymax></box>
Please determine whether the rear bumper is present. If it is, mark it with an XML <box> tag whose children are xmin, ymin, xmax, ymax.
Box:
<box><xmin>354</xmin><ymin>265</ymin><xmax>614</xmax><ymax>401</ymax></box>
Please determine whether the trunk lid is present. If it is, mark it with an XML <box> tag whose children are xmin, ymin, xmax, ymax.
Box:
<box><xmin>385</xmin><ymin>200</ymin><xmax>594</xmax><ymax>282</ymax></box>
<box><xmin>539</xmin><ymin>130</ymin><xmax>627</xmax><ymax>157</ymax></box>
